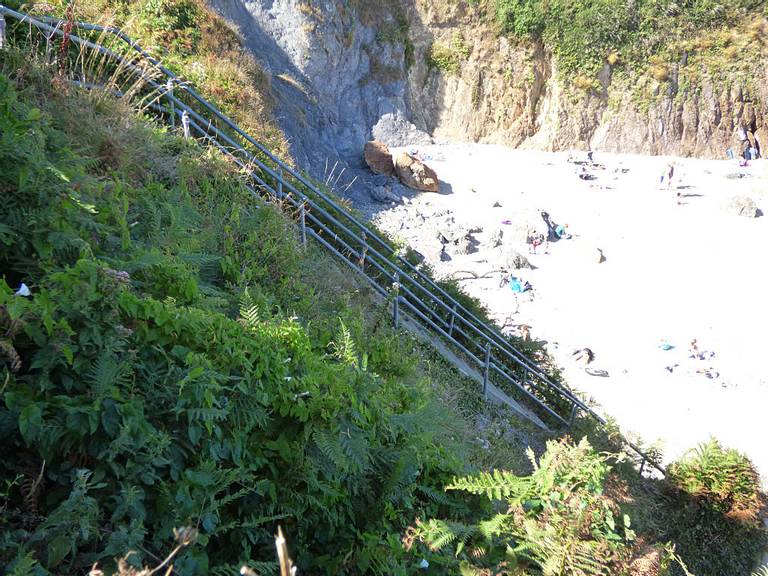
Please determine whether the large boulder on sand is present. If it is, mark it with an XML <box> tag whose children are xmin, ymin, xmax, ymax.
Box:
<box><xmin>364</xmin><ymin>140</ymin><xmax>395</xmax><ymax>176</ymax></box>
<box><xmin>393</xmin><ymin>151</ymin><xmax>439</xmax><ymax>192</ymax></box>
<box><xmin>499</xmin><ymin>247</ymin><xmax>532</xmax><ymax>270</ymax></box>
<box><xmin>723</xmin><ymin>195</ymin><xmax>760</xmax><ymax>218</ymax></box>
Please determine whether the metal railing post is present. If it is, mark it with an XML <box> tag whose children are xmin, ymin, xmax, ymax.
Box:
<box><xmin>448</xmin><ymin>304</ymin><xmax>457</xmax><ymax>336</ymax></box>
<box><xmin>482</xmin><ymin>342</ymin><xmax>491</xmax><ymax>398</ymax></box>
<box><xmin>299</xmin><ymin>203</ymin><xmax>307</xmax><ymax>247</ymax></box>
<box><xmin>277</xmin><ymin>166</ymin><xmax>283</xmax><ymax>199</ymax></box>
<box><xmin>0</xmin><ymin>13</ymin><xmax>6</xmax><ymax>50</ymax></box>
<box><xmin>166</xmin><ymin>79</ymin><xmax>175</xmax><ymax>128</ymax></box>
<box><xmin>359</xmin><ymin>232</ymin><xmax>368</xmax><ymax>269</ymax></box>
<box><xmin>181</xmin><ymin>109</ymin><xmax>190</xmax><ymax>139</ymax></box>
<box><xmin>567</xmin><ymin>402</ymin><xmax>579</xmax><ymax>428</ymax></box>
<box><xmin>392</xmin><ymin>274</ymin><xmax>400</xmax><ymax>329</ymax></box>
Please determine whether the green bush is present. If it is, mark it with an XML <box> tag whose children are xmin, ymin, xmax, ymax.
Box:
<box><xmin>0</xmin><ymin>68</ymin><xmax>469</xmax><ymax>574</ymax></box>
<box><xmin>663</xmin><ymin>440</ymin><xmax>766</xmax><ymax>576</ymax></box>
<box><xmin>427</xmin><ymin>34</ymin><xmax>472</xmax><ymax>75</ymax></box>
<box><xmin>493</xmin><ymin>0</ymin><xmax>764</xmax><ymax>78</ymax></box>
<box><xmin>409</xmin><ymin>437</ymin><xmax>636</xmax><ymax>574</ymax></box>
<box><xmin>496</xmin><ymin>0</ymin><xmax>545</xmax><ymax>37</ymax></box>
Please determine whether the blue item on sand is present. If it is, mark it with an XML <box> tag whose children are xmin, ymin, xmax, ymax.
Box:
<box><xmin>659</xmin><ymin>342</ymin><xmax>674</xmax><ymax>351</ymax></box>
<box><xmin>509</xmin><ymin>278</ymin><xmax>523</xmax><ymax>293</ymax></box>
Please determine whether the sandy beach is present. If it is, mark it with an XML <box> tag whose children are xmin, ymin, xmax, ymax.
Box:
<box><xmin>372</xmin><ymin>144</ymin><xmax>768</xmax><ymax>482</ymax></box>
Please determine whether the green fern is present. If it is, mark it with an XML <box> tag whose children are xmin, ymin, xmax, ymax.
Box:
<box><xmin>87</xmin><ymin>354</ymin><xmax>133</xmax><ymax>399</ymax></box>
<box><xmin>418</xmin><ymin>438</ymin><xmax>632</xmax><ymax>575</ymax></box>
<box><xmin>328</xmin><ymin>318</ymin><xmax>358</xmax><ymax>366</ymax></box>
<box><xmin>239</xmin><ymin>287</ymin><xmax>260</xmax><ymax>330</ymax></box>
<box><xmin>313</xmin><ymin>428</ymin><xmax>351</xmax><ymax>472</ymax></box>
<box><xmin>752</xmin><ymin>565</ymin><xmax>768</xmax><ymax>576</ymax></box>
<box><xmin>447</xmin><ymin>469</ymin><xmax>532</xmax><ymax>502</ymax></box>
<box><xmin>417</xmin><ymin>518</ymin><xmax>477</xmax><ymax>552</ymax></box>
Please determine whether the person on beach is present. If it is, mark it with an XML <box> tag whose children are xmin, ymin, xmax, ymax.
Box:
<box><xmin>662</xmin><ymin>162</ymin><xmax>674</xmax><ymax>189</ymax></box>
<box><xmin>555</xmin><ymin>224</ymin><xmax>572</xmax><ymax>239</ymax></box>
<box><xmin>660</xmin><ymin>162</ymin><xmax>681</xmax><ymax>204</ymax></box>
<box><xmin>528</xmin><ymin>232</ymin><xmax>544</xmax><ymax>254</ymax></box>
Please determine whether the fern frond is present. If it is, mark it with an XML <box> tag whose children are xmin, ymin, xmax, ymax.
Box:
<box><xmin>313</xmin><ymin>428</ymin><xmax>350</xmax><ymax>472</ymax></box>
<box><xmin>382</xmin><ymin>452</ymin><xmax>419</xmax><ymax>503</ymax></box>
<box><xmin>328</xmin><ymin>318</ymin><xmax>357</xmax><ymax>366</ymax></box>
<box><xmin>417</xmin><ymin>518</ymin><xmax>476</xmax><ymax>552</ymax></box>
<box><xmin>447</xmin><ymin>469</ymin><xmax>532</xmax><ymax>502</ymax></box>
<box><xmin>214</xmin><ymin>513</ymin><xmax>289</xmax><ymax>535</ymax></box>
<box><xmin>239</xmin><ymin>287</ymin><xmax>260</xmax><ymax>330</ymax></box>
<box><xmin>478</xmin><ymin>513</ymin><xmax>510</xmax><ymax>541</ymax></box>
<box><xmin>415</xmin><ymin>484</ymin><xmax>451</xmax><ymax>506</ymax></box>
<box><xmin>340</xmin><ymin>423</ymin><xmax>370</xmax><ymax>474</ymax></box>
<box><xmin>87</xmin><ymin>354</ymin><xmax>133</xmax><ymax>398</ymax></box>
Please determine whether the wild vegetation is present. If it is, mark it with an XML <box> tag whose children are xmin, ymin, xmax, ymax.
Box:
<box><xmin>493</xmin><ymin>0</ymin><xmax>766</xmax><ymax>77</ymax></box>
<box><xmin>0</xmin><ymin>51</ymin><xmax>480</xmax><ymax>573</ymax></box>
<box><xmin>32</xmin><ymin>0</ymin><xmax>289</xmax><ymax>158</ymax></box>
<box><xmin>426</xmin><ymin>34</ymin><xmax>472</xmax><ymax>75</ymax></box>
<box><xmin>1</xmin><ymin>1</ymin><xmax>766</xmax><ymax>575</ymax></box>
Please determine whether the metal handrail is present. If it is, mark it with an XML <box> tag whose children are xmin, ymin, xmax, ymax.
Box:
<box><xmin>0</xmin><ymin>5</ymin><xmax>665</xmax><ymax>475</ymax></box>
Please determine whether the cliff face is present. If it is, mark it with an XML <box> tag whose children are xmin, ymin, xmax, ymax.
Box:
<box><xmin>406</xmin><ymin>1</ymin><xmax>768</xmax><ymax>157</ymax></box>
<box><xmin>207</xmin><ymin>0</ymin><xmax>768</xmax><ymax>178</ymax></box>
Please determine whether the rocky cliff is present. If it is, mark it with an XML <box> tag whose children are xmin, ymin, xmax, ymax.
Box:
<box><xmin>207</xmin><ymin>0</ymin><xmax>768</xmax><ymax>182</ymax></box>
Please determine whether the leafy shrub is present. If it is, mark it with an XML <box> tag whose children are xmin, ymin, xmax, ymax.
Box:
<box><xmin>493</xmin><ymin>0</ymin><xmax>764</xmax><ymax>78</ymax></box>
<box><xmin>0</xmin><ymin>68</ymin><xmax>467</xmax><ymax>574</ymax></box>
<box><xmin>427</xmin><ymin>34</ymin><xmax>472</xmax><ymax>75</ymax></box>
<box><xmin>40</xmin><ymin>0</ymin><xmax>289</xmax><ymax>158</ymax></box>
<box><xmin>668</xmin><ymin>440</ymin><xmax>762</xmax><ymax>526</ymax></box>
<box><xmin>663</xmin><ymin>440</ymin><xmax>766</xmax><ymax>576</ymax></box>
<box><xmin>496</xmin><ymin>0</ymin><xmax>545</xmax><ymax>37</ymax></box>
<box><xmin>408</xmin><ymin>437</ymin><xmax>636</xmax><ymax>575</ymax></box>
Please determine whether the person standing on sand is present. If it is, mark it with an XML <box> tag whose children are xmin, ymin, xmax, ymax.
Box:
<box><xmin>666</xmin><ymin>162</ymin><xmax>674</xmax><ymax>190</ymax></box>
<box><xmin>661</xmin><ymin>162</ymin><xmax>681</xmax><ymax>204</ymax></box>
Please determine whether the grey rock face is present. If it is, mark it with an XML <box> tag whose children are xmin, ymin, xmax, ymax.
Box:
<box><xmin>206</xmin><ymin>0</ymin><xmax>418</xmax><ymax>189</ymax></box>
<box><xmin>372</xmin><ymin>112</ymin><xmax>433</xmax><ymax>148</ymax></box>
<box><xmin>723</xmin><ymin>195</ymin><xmax>760</xmax><ymax>217</ymax></box>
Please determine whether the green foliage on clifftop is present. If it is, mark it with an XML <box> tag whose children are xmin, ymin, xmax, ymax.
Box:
<box><xmin>495</xmin><ymin>0</ymin><xmax>765</xmax><ymax>77</ymax></box>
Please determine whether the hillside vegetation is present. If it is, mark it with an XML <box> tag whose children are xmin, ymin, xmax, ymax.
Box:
<box><xmin>494</xmin><ymin>0</ymin><xmax>766</xmax><ymax>77</ymax></box>
<box><xmin>0</xmin><ymin>2</ymin><xmax>766</xmax><ymax>575</ymax></box>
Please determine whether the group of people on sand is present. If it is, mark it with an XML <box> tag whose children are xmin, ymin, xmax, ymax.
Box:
<box><xmin>659</xmin><ymin>338</ymin><xmax>720</xmax><ymax>381</ymax></box>
<box><xmin>525</xmin><ymin>210</ymin><xmax>572</xmax><ymax>255</ymax></box>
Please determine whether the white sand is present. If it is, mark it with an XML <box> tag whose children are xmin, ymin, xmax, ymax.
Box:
<box><xmin>373</xmin><ymin>144</ymin><xmax>768</xmax><ymax>482</ymax></box>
